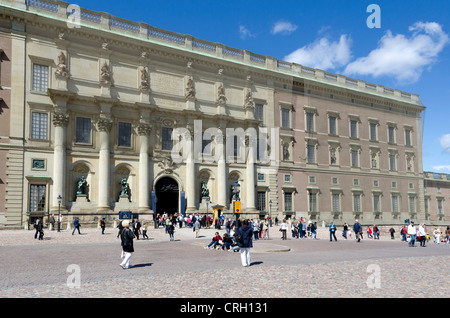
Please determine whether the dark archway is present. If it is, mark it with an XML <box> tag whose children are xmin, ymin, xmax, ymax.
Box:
<box><xmin>155</xmin><ymin>177</ymin><xmax>179</xmax><ymax>215</ymax></box>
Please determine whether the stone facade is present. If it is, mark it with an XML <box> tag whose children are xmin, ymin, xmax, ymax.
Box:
<box><xmin>0</xmin><ymin>0</ymin><xmax>447</xmax><ymax>228</ymax></box>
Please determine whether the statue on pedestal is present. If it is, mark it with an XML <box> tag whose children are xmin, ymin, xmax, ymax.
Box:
<box><xmin>77</xmin><ymin>176</ymin><xmax>87</xmax><ymax>195</ymax></box>
<box><xmin>120</xmin><ymin>178</ymin><xmax>130</xmax><ymax>197</ymax></box>
<box><xmin>201</xmin><ymin>181</ymin><xmax>210</xmax><ymax>200</ymax></box>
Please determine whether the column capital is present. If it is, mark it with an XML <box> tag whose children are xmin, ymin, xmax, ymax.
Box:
<box><xmin>52</xmin><ymin>111</ymin><xmax>69</xmax><ymax>127</ymax></box>
<box><xmin>137</xmin><ymin>123</ymin><xmax>152</xmax><ymax>136</ymax></box>
<box><xmin>97</xmin><ymin>118</ymin><xmax>113</xmax><ymax>132</ymax></box>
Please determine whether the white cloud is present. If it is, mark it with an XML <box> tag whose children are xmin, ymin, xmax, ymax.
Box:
<box><xmin>432</xmin><ymin>165</ymin><xmax>450</xmax><ymax>172</ymax></box>
<box><xmin>271</xmin><ymin>21</ymin><xmax>298</xmax><ymax>35</ymax></box>
<box><xmin>344</xmin><ymin>22</ymin><xmax>449</xmax><ymax>84</ymax></box>
<box><xmin>239</xmin><ymin>25</ymin><xmax>255</xmax><ymax>40</ymax></box>
<box><xmin>439</xmin><ymin>134</ymin><xmax>450</xmax><ymax>153</ymax></box>
<box><xmin>284</xmin><ymin>34</ymin><xmax>352</xmax><ymax>70</ymax></box>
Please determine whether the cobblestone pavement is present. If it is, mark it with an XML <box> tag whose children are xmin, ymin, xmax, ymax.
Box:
<box><xmin>0</xmin><ymin>224</ymin><xmax>449</xmax><ymax>299</ymax></box>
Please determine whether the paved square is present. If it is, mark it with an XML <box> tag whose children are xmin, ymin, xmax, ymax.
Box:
<box><xmin>0</xmin><ymin>225</ymin><xmax>448</xmax><ymax>298</ymax></box>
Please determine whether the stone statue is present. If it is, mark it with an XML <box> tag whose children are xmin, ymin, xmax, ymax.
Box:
<box><xmin>244</xmin><ymin>89</ymin><xmax>254</xmax><ymax>109</ymax></box>
<box><xmin>217</xmin><ymin>84</ymin><xmax>226</xmax><ymax>104</ymax></box>
<box><xmin>100</xmin><ymin>62</ymin><xmax>111</xmax><ymax>84</ymax></box>
<box><xmin>55</xmin><ymin>52</ymin><xmax>69</xmax><ymax>77</ymax></box>
<box><xmin>140</xmin><ymin>67</ymin><xmax>150</xmax><ymax>90</ymax></box>
<box><xmin>120</xmin><ymin>178</ymin><xmax>130</xmax><ymax>197</ymax></box>
<box><xmin>283</xmin><ymin>143</ymin><xmax>290</xmax><ymax>161</ymax></box>
<box><xmin>77</xmin><ymin>176</ymin><xmax>87</xmax><ymax>195</ymax></box>
<box><xmin>201</xmin><ymin>181</ymin><xmax>209</xmax><ymax>199</ymax></box>
<box><xmin>185</xmin><ymin>77</ymin><xmax>195</xmax><ymax>100</ymax></box>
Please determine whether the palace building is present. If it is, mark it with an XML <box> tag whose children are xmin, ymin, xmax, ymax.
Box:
<box><xmin>0</xmin><ymin>0</ymin><xmax>448</xmax><ymax>229</ymax></box>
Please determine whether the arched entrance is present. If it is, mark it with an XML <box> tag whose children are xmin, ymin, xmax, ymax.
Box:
<box><xmin>155</xmin><ymin>176</ymin><xmax>179</xmax><ymax>215</ymax></box>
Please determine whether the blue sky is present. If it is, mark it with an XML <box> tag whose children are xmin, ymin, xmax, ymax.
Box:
<box><xmin>71</xmin><ymin>0</ymin><xmax>450</xmax><ymax>173</ymax></box>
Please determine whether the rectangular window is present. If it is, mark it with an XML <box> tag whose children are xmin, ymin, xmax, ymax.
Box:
<box><xmin>392</xmin><ymin>195</ymin><xmax>399</xmax><ymax>213</ymax></box>
<box><xmin>351</xmin><ymin>149</ymin><xmax>358</xmax><ymax>168</ymax></box>
<box><xmin>409</xmin><ymin>196</ymin><xmax>415</xmax><ymax>213</ymax></box>
<box><xmin>306</xmin><ymin>112</ymin><xmax>314</xmax><ymax>132</ymax></box>
<box><xmin>424</xmin><ymin>197</ymin><xmax>429</xmax><ymax>213</ymax></box>
<box><xmin>255</xmin><ymin>104</ymin><xmax>264</xmax><ymax>122</ymax></box>
<box><xmin>29</xmin><ymin>184</ymin><xmax>46</xmax><ymax>212</ymax></box>
<box><xmin>437</xmin><ymin>199</ymin><xmax>443</xmax><ymax>215</ymax></box>
<box><xmin>373</xmin><ymin>194</ymin><xmax>381</xmax><ymax>212</ymax></box>
<box><xmin>332</xmin><ymin>193</ymin><xmax>340</xmax><ymax>212</ymax></box>
<box><xmin>388</xmin><ymin>126</ymin><xmax>395</xmax><ymax>143</ymax></box>
<box><xmin>309</xmin><ymin>192</ymin><xmax>317</xmax><ymax>212</ymax></box>
<box><xmin>76</xmin><ymin>117</ymin><xmax>91</xmax><ymax>144</ymax></box>
<box><xmin>31</xmin><ymin>112</ymin><xmax>48</xmax><ymax>140</ymax></box>
<box><xmin>353</xmin><ymin>194</ymin><xmax>361</xmax><ymax>212</ymax></box>
<box><xmin>370</xmin><ymin>123</ymin><xmax>377</xmax><ymax>141</ymax></box>
<box><xmin>256</xmin><ymin>191</ymin><xmax>266</xmax><ymax>212</ymax></box>
<box><xmin>405</xmin><ymin>129</ymin><xmax>411</xmax><ymax>146</ymax></box>
<box><xmin>329</xmin><ymin>116</ymin><xmax>337</xmax><ymax>135</ymax></box>
<box><xmin>284</xmin><ymin>192</ymin><xmax>293</xmax><ymax>212</ymax></box>
<box><xmin>281</xmin><ymin>108</ymin><xmax>290</xmax><ymax>129</ymax></box>
<box><xmin>33</xmin><ymin>64</ymin><xmax>49</xmax><ymax>92</ymax></box>
<box><xmin>118</xmin><ymin>122</ymin><xmax>132</xmax><ymax>147</ymax></box>
<box><xmin>162</xmin><ymin>127</ymin><xmax>173</xmax><ymax>151</ymax></box>
<box><xmin>307</xmin><ymin>144</ymin><xmax>315</xmax><ymax>164</ymax></box>
<box><xmin>389</xmin><ymin>154</ymin><xmax>396</xmax><ymax>171</ymax></box>
<box><xmin>350</xmin><ymin>120</ymin><xmax>358</xmax><ymax>138</ymax></box>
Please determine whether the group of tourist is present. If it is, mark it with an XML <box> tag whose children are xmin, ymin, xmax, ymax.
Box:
<box><xmin>400</xmin><ymin>222</ymin><xmax>450</xmax><ymax>247</ymax></box>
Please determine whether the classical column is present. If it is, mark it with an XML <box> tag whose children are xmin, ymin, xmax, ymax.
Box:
<box><xmin>186</xmin><ymin>127</ymin><xmax>196</xmax><ymax>212</ymax></box>
<box><xmin>246</xmin><ymin>135</ymin><xmax>256</xmax><ymax>211</ymax></box>
<box><xmin>217</xmin><ymin>131</ymin><xmax>227</xmax><ymax>207</ymax></box>
<box><xmin>97</xmin><ymin>118</ymin><xmax>112</xmax><ymax>211</ymax></box>
<box><xmin>137</xmin><ymin>123</ymin><xmax>152</xmax><ymax>212</ymax></box>
<box><xmin>52</xmin><ymin>111</ymin><xmax>69</xmax><ymax>210</ymax></box>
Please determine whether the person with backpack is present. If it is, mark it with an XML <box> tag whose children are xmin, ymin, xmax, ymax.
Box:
<box><xmin>238</xmin><ymin>219</ymin><xmax>253</xmax><ymax>267</ymax></box>
<box><xmin>353</xmin><ymin>219</ymin><xmax>363</xmax><ymax>242</ymax></box>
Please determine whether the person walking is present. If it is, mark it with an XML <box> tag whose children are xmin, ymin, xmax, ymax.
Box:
<box><xmin>389</xmin><ymin>227</ymin><xmax>396</xmax><ymax>240</ymax></box>
<box><xmin>133</xmin><ymin>219</ymin><xmax>141</xmax><ymax>240</ymax></box>
<box><xmin>407</xmin><ymin>222</ymin><xmax>416</xmax><ymax>247</ymax></box>
<box><xmin>353</xmin><ymin>219</ymin><xmax>363</xmax><ymax>242</ymax></box>
<box><xmin>433</xmin><ymin>227</ymin><xmax>441</xmax><ymax>244</ymax></box>
<box><xmin>401</xmin><ymin>226</ymin><xmax>407</xmax><ymax>241</ymax></box>
<box><xmin>311</xmin><ymin>222</ymin><xmax>318</xmax><ymax>239</ymax></box>
<box><xmin>280</xmin><ymin>219</ymin><xmax>288</xmax><ymax>240</ymax></box>
<box><xmin>193</xmin><ymin>218</ymin><xmax>201</xmax><ymax>238</ymax></box>
<box><xmin>342</xmin><ymin>223</ymin><xmax>348</xmax><ymax>239</ymax></box>
<box><xmin>36</xmin><ymin>219</ymin><xmax>44</xmax><ymax>240</ymax></box>
<box><xmin>329</xmin><ymin>221</ymin><xmax>337</xmax><ymax>242</ymax></box>
<box><xmin>446</xmin><ymin>226</ymin><xmax>450</xmax><ymax>245</ymax></box>
<box><xmin>167</xmin><ymin>221</ymin><xmax>175</xmax><ymax>241</ymax></box>
<box><xmin>263</xmin><ymin>219</ymin><xmax>269</xmax><ymax>240</ymax></box>
<box><xmin>418</xmin><ymin>224</ymin><xmax>427</xmax><ymax>247</ymax></box>
<box><xmin>373</xmin><ymin>225</ymin><xmax>380</xmax><ymax>240</ymax></box>
<box><xmin>34</xmin><ymin>218</ymin><xmax>41</xmax><ymax>239</ymax></box>
<box><xmin>50</xmin><ymin>214</ymin><xmax>55</xmax><ymax>231</ymax></box>
<box><xmin>119</xmin><ymin>220</ymin><xmax>135</xmax><ymax>269</ymax></box>
<box><xmin>238</xmin><ymin>219</ymin><xmax>253</xmax><ymax>267</ymax></box>
<box><xmin>100</xmin><ymin>218</ymin><xmax>106</xmax><ymax>235</ymax></box>
<box><xmin>142</xmin><ymin>222</ymin><xmax>149</xmax><ymax>239</ymax></box>
<box><xmin>72</xmin><ymin>217</ymin><xmax>81</xmax><ymax>235</ymax></box>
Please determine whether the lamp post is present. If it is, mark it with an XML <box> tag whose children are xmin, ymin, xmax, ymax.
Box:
<box><xmin>57</xmin><ymin>195</ymin><xmax>62</xmax><ymax>232</ymax></box>
<box><xmin>232</xmin><ymin>179</ymin><xmax>241</xmax><ymax>230</ymax></box>
<box><xmin>269</xmin><ymin>199</ymin><xmax>272</xmax><ymax>227</ymax></box>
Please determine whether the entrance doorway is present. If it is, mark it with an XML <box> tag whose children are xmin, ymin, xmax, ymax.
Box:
<box><xmin>155</xmin><ymin>177</ymin><xmax>179</xmax><ymax>215</ymax></box>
